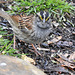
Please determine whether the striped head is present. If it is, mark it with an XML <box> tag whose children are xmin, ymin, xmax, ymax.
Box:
<box><xmin>35</xmin><ymin>11</ymin><xmax>51</xmax><ymax>29</ymax></box>
<box><xmin>37</xmin><ymin>11</ymin><xmax>50</xmax><ymax>23</ymax></box>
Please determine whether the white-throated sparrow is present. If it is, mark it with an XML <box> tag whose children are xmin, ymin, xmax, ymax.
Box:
<box><xmin>0</xmin><ymin>9</ymin><xmax>53</xmax><ymax>44</ymax></box>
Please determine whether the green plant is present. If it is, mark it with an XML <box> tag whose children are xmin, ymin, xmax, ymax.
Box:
<box><xmin>8</xmin><ymin>0</ymin><xmax>74</xmax><ymax>15</ymax></box>
<box><xmin>0</xmin><ymin>26</ymin><xmax>18</xmax><ymax>56</ymax></box>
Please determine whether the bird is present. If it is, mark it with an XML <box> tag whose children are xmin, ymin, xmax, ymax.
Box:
<box><xmin>0</xmin><ymin>9</ymin><xmax>53</xmax><ymax>55</ymax></box>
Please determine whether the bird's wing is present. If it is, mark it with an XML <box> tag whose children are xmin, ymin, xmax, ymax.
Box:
<box><xmin>11</xmin><ymin>14</ymin><xmax>33</xmax><ymax>31</ymax></box>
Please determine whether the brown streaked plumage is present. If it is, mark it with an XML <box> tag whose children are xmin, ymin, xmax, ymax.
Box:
<box><xmin>19</xmin><ymin>14</ymin><xmax>33</xmax><ymax>30</ymax></box>
<box><xmin>11</xmin><ymin>14</ymin><xmax>33</xmax><ymax>30</ymax></box>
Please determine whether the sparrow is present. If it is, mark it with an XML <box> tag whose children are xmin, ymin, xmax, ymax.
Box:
<box><xmin>0</xmin><ymin>9</ymin><xmax>53</xmax><ymax>55</ymax></box>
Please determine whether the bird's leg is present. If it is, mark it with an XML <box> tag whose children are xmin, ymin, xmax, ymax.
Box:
<box><xmin>31</xmin><ymin>44</ymin><xmax>42</xmax><ymax>56</ymax></box>
<box><xmin>13</xmin><ymin>35</ymin><xmax>41</xmax><ymax>56</ymax></box>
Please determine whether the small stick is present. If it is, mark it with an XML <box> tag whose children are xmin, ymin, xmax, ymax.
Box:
<box><xmin>13</xmin><ymin>33</ymin><xmax>15</xmax><ymax>49</ymax></box>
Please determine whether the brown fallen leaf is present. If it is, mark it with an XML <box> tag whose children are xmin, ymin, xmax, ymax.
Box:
<box><xmin>0</xmin><ymin>0</ymin><xmax>13</xmax><ymax>3</ymax></box>
<box><xmin>54</xmin><ymin>54</ymin><xmax>75</xmax><ymax>71</ymax></box>
<box><xmin>45</xmin><ymin>65</ymin><xmax>72</xmax><ymax>74</ymax></box>
<box><xmin>21</xmin><ymin>54</ymin><xmax>36</xmax><ymax>65</ymax></box>
<box><xmin>57</xmin><ymin>41</ymin><xmax>73</xmax><ymax>47</ymax></box>
<box><xmin>47</xmin><ymin>36</ymin><xmax>62</xmax><ymax>44</ymax></box>
<box><xmin>69</xmin><ymin>52</ymin><xmax>75</xmax><ymax>61</ymax></box>
<box><xmin>0</xmin><ymin>1</ymin><xmax>6</xmax><ymax>3</ymax></box>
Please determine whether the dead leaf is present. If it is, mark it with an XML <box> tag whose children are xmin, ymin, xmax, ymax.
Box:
<box><xmin>57</xmin><ymin>41</ymin><xmax>73</xmax><ymax>47</ymax></box>
<box><xmin>69</xmin><ymin>52</ymin><xmax>75</xmax><ymax>61</ymax></box>
<box><xmin>54</xmin><ymin>54</ymin><xmax>75</xmax><ymax>71</ymax></box>
<box><xmin>46</xmin><ymin>65</ymin><xmax>70</xmax><ymax>73</ymax></box>
<box><xmin>47</xmin><ymin>36</ymin><xmax>62</xmax><ymax>44</ymax></box>
<box><xmin>21</xmin><ymin>54</ymin><xmax>36</xmax><ymax>65</ymax></box>
<box><xmin>52</xmin><ymin>21</ymin><xmax>59</xmax><ymax>27</ymax></box>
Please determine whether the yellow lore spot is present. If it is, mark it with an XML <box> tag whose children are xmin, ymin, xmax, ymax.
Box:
<box><xmin>46</xmin><ymin>17</ymin><xmax>49</xmax><ymax>21</ymax></box>
<box><xmin>39</xmin><ymin>15</ymin><xmax>43</xmax><ymax>20</ymax></box>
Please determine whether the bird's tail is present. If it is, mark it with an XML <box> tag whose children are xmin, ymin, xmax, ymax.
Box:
<box><xmin>0</xmin><ymin>8</ymin><xmax>20</xmax><ymax>35</ymax></box>
<box><xmin>0</xmin><ymin>9</ymin><xmax>13</xmax><ymax>24</ymax></box>
<box><xmin>0</xmin><ymin>8</ymin><xmax>19</xmax><ymax>29</ymax></box>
